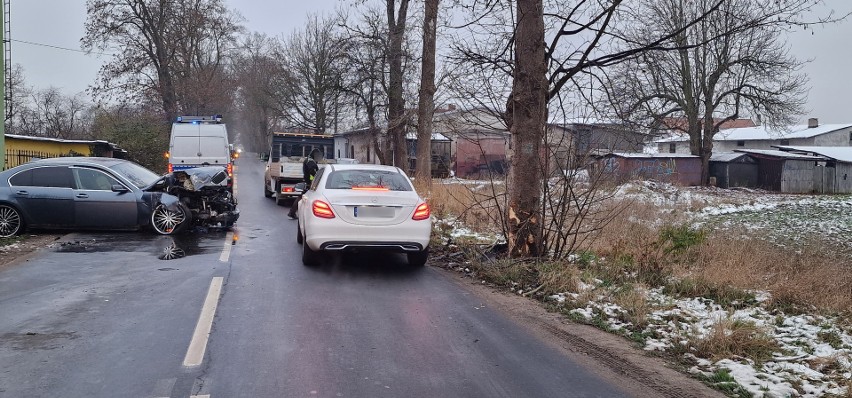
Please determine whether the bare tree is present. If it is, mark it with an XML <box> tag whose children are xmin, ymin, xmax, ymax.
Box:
<box><xmin>506</xmin><ymin>0</ymin><xmax>548</xmax><ymax>257</ymax></box>
<box><xmin>339</xmin><ymin>6</ymin><xmax>392</xmax><ymax>164</ymax></box>
<box><xmin>386</xmin><ymin>0</ymin><xmax>412</xmax><ymax>170</ymax></box>
<box><xmin>414</xmin><ymin>0</ymin><xmax>440</xmax><ymax>187</ymax></box>
<box><xmin>607</xmin><ymin>0</ymin><xmax>819</xmax><ymax>183</ymax></box>
<box><xmin>231</xmin><ymin>34</ymin><xmax>280</xmax><ymax>152</ymax></box>
<box><xmin>82</xmin><ymin>0</ymin><xmax>243</xmax><ymax>121</ymax></box>
<box><xmin>447</xmin><ymin>0</ymin><xmax>836</xmax><ymax>258</ymax></box>
<box><xmin>270</xmin><ymin>14</ymin><xmax>346</xmax><ymax>133</ymax></box>
<box><xmin>5</xmin><ymin>64</ymin><xmax>31</xmax><ymax>133</ymax></box>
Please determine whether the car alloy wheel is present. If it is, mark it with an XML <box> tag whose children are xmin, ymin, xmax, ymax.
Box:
<box><xmin>151</xmin><ymin>204</ymin><xmax>189</xmax><ymax>235</ymax></box>
<box><xmin>0</xmin><ymin>205</ymin><xmax>23</xmax><ymax>238</ymax></box>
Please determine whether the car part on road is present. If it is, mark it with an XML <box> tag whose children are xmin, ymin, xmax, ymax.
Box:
<box><xmin>0</xmin><ymin>204</ymin><xmax>23</xmax><ymax>238</ymax></box>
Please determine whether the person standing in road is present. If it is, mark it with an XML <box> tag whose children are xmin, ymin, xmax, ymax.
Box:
<box><xmin>288</xmin><ymin>148</ymin><xmax>322</xmax><ymax>219</ymax></box>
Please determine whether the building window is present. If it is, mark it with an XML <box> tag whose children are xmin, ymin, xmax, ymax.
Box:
<box><xmin>780</xmin><ymin>139</ymin><xmax>790</xmax><ymax>146</ymax></box>
<box><xmin>736</xmin><ymin>140</ymin><xmax>745</xmax><ymax>147</ymax></box>
<box><xmin>669</xmin><ymin>143</ymin><xmax>676</xmax><ymax>153</ymax></box>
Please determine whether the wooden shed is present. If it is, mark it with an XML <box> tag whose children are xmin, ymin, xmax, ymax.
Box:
<box><xmin>592</xmin><ymin>152</ymin><xmax>702</xmax><ymax>186</ymax></box>
<box><xmin>709</xmin><ymin>152</ymin><xmax>758</xmax><ymax>189</ymax></box>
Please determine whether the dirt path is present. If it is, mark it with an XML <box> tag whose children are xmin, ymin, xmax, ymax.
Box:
<box><xmin>436</xmin><ymin>267</ymin><xmax>724</xmax><ymax>398</ymax></box>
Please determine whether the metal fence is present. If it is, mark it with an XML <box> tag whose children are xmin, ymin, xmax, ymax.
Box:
<box><xmin>3</xmin><ymin>149</ymin><xmax>61</xmax><ymax>170</ymax></box>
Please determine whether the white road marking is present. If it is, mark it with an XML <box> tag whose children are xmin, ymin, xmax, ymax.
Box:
<box><xmin>189</xmin><ymin>395</ymin><xmax>210</xmax><ymax>398</ymax></box>
<box><xmin>183</xmin><ymin>277</ymin><xmax>224</xmax><ymax>367</ymax></box>
<box><xmin>219</xmin><ymin>232</ymin><xmax>234</xmax><ymax>262</ymax></box>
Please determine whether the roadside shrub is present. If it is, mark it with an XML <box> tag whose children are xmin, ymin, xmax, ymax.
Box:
<box><xmin>692</xmin><ymin>318</ymin><xmax>779</xmax><ymax>363</ymax></box>
<box><xmin>537</xmin><ymin>261</ymin><xmax>581</xmax><ymax>296</ymax></box>
<box><xmin>659</xmin><ymin>224</ymin><xmax>706</xmax><ymax>255</ymax></box>
<box><xmin>664</xmin><ymin>277</ymin><xmax>756</xmax><ymax>309</ymax></box>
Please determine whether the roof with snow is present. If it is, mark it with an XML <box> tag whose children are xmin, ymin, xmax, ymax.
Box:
<box><xmin>405</xmin><ymin>132</ymin><xmax>451</xmax><ymax>141</ymax></box>
<box><xmin>773</xmin><ymin>145</ymin><xmax>852</xmax><ymax>163</ymax></box>
<box><xmin>733</xmin><ymin>149</ymin><xmax>826</xmax><ymax>160</ymax></box>
<box><xmin>657</xmin><ymin>123</ymin><xmax>852</xmax><ymax>143</ymax></box>
<box><xmin>594</xmin><ymin>152</ymin><xmax>699</xmax><ymax>159</ymax></box>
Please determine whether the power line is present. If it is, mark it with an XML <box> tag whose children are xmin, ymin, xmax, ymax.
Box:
<box><xmin>10</xmin><ymin>38</ymin><xmax>112</xmax><ymax>56</ymax></box>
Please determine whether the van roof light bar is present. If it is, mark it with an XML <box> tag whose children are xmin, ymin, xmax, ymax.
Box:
<box><xmin>176</xmin><ymin>115</ymin><xmax>223</xmax><ymax>123</ymax></box>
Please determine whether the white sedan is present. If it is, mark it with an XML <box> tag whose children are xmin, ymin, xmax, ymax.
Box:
<box><xmin>296</xmin><ymin>164</ymin><xmax>432</xmax><ymax>266</ymax></box>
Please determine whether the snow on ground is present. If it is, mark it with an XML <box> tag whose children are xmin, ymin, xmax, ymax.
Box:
<box><xmin>432</xmin><ymin>215</ymin><xmax>503</xmax><ymax>245</ymax></box>
<box><xmin>440</xmin><ymin>178</ymin><xmax>852</xmax><ymax>396</ymax></box>
<box><xmin>555</xmin><ymin>281</ymin><xmax>852</xmax><ymax>397</ymax></box>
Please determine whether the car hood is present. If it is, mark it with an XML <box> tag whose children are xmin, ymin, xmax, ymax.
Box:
<box><xmin>144</xmin><ymin>166</ymin><xmax>229</xmax><ymax>192</ymax></box>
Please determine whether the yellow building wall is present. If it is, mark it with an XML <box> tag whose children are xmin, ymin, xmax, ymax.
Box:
<box><xmin>3</xmin><ymin>137</ymin><xmax>94</xmax><ymax>169</ymax></box>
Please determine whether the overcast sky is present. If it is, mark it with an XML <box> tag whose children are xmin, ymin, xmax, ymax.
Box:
<box><xmin>12</xmin><ymin>0</ymin><xmax>852</xmax><ymax>124</ymax></box>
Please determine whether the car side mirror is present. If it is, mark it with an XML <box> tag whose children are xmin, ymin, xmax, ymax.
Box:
<box><xmin>112</xmin><ymin>184</ymin><xmax>130</xmax><ymax>193</ymax></box>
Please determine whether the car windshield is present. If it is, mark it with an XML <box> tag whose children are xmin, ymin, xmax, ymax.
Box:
<box><xmin>325</xmin><ymin>169</ymin><xmax>413</xmax><ymax>191</ymax></box>
<box><xmin>108</xmin><ymin>161</ymin><xmax>161</xmax><ymax>189</ymax></box>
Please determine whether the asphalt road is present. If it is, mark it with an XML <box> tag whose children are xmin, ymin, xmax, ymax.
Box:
<box><xmin>0</xmin><ymin>157</ymin><xmax>633</xmax><ymax>398</ymax></box>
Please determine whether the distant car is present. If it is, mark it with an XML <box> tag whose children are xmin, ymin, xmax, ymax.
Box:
<box><xmin>0</xmin><ymin>157</ymin><xmax>238</xmax><ymax>238</ymax></box>
<box><xmin>296</xmin><ymin>164</ymin><xmax>431</xmax><ymax>266</ymax></box>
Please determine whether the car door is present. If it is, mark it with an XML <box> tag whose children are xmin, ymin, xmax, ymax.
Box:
<box><xmin>72</xmin><ymin>167</ymin><xmax>139</xmax><ymax>229</ymax></box>
<box><xmin>8</xmin><ymin>166</ymin><xmax>75</xmax><ymax>227</ymax></box>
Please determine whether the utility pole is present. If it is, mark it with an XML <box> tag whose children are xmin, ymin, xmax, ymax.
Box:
<box><xmin>0</xmin><ymin>1</ymin><xmax>6</xmax><ymax>171</ymax></box>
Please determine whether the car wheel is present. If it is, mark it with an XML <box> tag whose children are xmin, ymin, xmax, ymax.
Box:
<box><xmin>301</xmin><ymin>235</ymin><xmax>320</xmax><ymax>266</ymax></box>
<box><xmin>296</xmin><ymin>219</ymin><xmax>303</xmax><ymax>244</ymax></box>
<box><xmin>407</xmin><ymin>248</ymin><xmax>429</xmax><ymax>267</ymax></box>
<box><xmin>0</xmin><ymin>204</ymin><xmax>24</xmax><ymax>238</ymax></box>
<box><xmin>151</xmin><ymin>204</ymin><xmax>190</xmax><ymax>235</ymax></box>
<box><xmin>264</xmin><ymin>184</ymin><xmax>273</xmax><ymax>198</ymax></box>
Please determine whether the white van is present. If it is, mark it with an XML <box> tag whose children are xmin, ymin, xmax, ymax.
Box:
<box><xmin>168</xmin><ymin>115</ymin><xmax>232</xmax><ymax>180</ymax></box>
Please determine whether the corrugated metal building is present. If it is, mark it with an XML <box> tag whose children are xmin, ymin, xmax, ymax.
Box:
<box><xmin>709</xmin><ymin>152</ymin><xmax>758</xmax><ymax>189</ymax></box>
<box><xmin>734</xmin><ymin>149</ymin><xmax>826</xmax><ymax>193</ymax></box>
<box><xmin>774</xmin><ymin>145</ymin><xmax>852</xmax><ymax>194</ymax></box>
<box><xmin>592</xmin><ymin>152</ymin><xmax>702</xmax><ymax>186</ymax></box>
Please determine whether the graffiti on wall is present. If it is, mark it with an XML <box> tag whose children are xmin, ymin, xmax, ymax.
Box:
<box><xmin>633</xmin><ymin>159</ymin><xmax>678</xmax><ymax>178</ymax></box>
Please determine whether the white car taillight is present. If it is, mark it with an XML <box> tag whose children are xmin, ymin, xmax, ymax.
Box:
<box><xmin>412</xmin><ymin>202</ymin><xmax>430</xmax><ymax>221</ymax></box>
<box><xmin>312</xmin><ymin>200</ymin><xmax>335</xmax><ymax>219</ymax></box>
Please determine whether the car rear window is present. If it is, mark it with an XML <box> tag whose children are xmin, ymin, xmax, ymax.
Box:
<box><xmin>10</xmin><ymin>167</ymin><xmax>74</xmax><ymax>188</ymax></box>
<box><xmin>325</xmin><ymin>169</ymin><xmax>412</xmax><ymax>191</ymax></box>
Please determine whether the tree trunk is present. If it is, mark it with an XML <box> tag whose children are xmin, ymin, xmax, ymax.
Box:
<box><xmin>507</xmin><ymin>0</ymin><xmax>546</xmax><ymax>258</ymax></box>
<box><xmin>415</xmin><ymin>0</ymin><xmax>439</xmax><ymax>189</ymax></box>
<box><xmin>386</xmin><ymin>0</ymin><xmax>410</xmax><ymax>171</ymax></box>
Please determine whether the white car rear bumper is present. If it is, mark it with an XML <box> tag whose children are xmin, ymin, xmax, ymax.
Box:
<box><xmin>304</xmin><ymin>217</ymin><xmax>431</xmax><ymax>252</ymax></box>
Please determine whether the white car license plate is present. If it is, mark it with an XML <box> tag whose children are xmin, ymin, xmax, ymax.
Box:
<box><xmin>354</xmin><ymin>206</ymin><xmax>395</xmax><ymax>218</ymax></box>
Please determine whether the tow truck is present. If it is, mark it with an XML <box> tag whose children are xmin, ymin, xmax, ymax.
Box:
<box><xmin>263</xmin><ymin>132</ymin><xmax>335</xmax><ymax>206</ymax></box>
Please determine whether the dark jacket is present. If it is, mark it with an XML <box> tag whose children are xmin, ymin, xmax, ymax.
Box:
<box><xmin>303</xmin><ymin>158</ymin><xmax>318</xmax><ymax>185</ymax></box>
